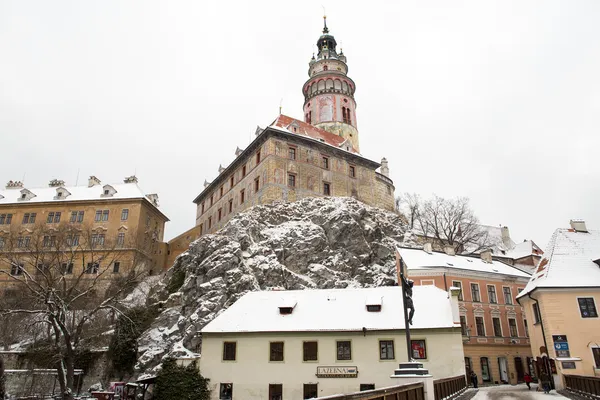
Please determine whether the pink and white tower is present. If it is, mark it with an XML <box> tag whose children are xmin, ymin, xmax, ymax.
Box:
<box><xmin>302</xmin><ymin>16</ymin><xmax>360</xmax><ymax>152</ymax></box>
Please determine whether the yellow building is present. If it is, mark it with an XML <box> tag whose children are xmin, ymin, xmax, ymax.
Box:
<box><xmin>0</xmin><ymin>175</ymin><xmax>169</xmax><ymax>292</ymax></box>
<box><xmin>517</xmin><ymin>220</ymin><xmax>600</xmax><ymax>390</ymax></box>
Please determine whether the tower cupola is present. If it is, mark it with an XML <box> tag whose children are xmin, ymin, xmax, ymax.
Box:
<box><xmin>302</xmin><ymin>16</ymin><xmax>360</xmax><ymax>152</ymax></box>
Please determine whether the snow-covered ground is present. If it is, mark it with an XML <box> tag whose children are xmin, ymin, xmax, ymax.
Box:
<box><xmin>473</xmin><ymin>384</ymin><xmax>568</xmax><ymax>400</ymax></box>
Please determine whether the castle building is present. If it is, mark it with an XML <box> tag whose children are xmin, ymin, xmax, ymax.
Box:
<box><xmin>167</xmin><ymin>18</ymin><xmax>395</xmax><ymax>265</ymax></box>
<box><xmin>397</xmin><ymin>245</ymin><xmax>534</xmax><ymax>386</ymax></box>
<box><xmin>0</xmin><ymin>176</ymin><xmax>169</xmax><ymax>293</ymax></box>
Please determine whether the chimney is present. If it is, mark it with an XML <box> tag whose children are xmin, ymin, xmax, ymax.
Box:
<box><xmin>123</xmin><ymin>175</ymin><xmax>138</xmax><ymax>184</ymax></box>
<box><xmin>480</xmin><ymin>249</ymin><xmax>493</xmax><ymax>263</ymax></box>
<box><xmin>570</xmin><ymin>219</ymin><xmax>588</xmax><ymax>233</ymax></box>
<box><xmin>380</xmin><ymin>157</ymin><xmax>389</xmax><ymax>177</ymax></box>
<box><xmin>501</xmin><ymin>226</ymin><xmax>512</xmax><ymax>249</ymax></box>
<box><xmin>443</xmin><ymin>245</ymin><xmax>456</xmax><ymax>256</ymax></box>
<box><xmin>423</xmin><ymin>243</ymin><xmax>433</xmax><ymax>254</ymax></box>
<box><xmin>5</xmin><ymin>180</ymin><xmax>24</xmax><ymax>189</ymax></box>
<box><xmin>88</xmin><ymin>176</ymin><xmax>101</xmax><ymax>187</ymax></box>
<box><xmin>48</xmin><ymin>179</ymin><xmax>65</xmax><ymax>187</ymax></box>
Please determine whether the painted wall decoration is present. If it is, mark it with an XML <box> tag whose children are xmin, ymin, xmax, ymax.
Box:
<box><xmin>319</xmin><ymin>95</ymin><xmax>333</xmax><ymax>122</ymax></box>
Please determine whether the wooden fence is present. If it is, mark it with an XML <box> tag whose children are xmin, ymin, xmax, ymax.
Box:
<box><xmin>433</xmin><ymin>375</ymin><xmax>467</xmax><ymax>400</ymax></box>
<box><xmin>564</xmin><ymin>374</ymin><xmax>600</xmax><ymax>399</ymax></box>
<box><xmin>315</xmin><ymin>382</ymin><xmax>425</xmax><ymax>400</ymax></box>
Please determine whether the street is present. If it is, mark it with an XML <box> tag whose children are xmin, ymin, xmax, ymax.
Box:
<box><xmin>472</xmin><ymin>384</ymin><xmax>569</xmax><ymax>400</ymax></box>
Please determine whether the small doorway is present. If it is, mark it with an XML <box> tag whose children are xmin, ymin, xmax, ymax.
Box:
<box><xmin>498</xmin><ymin>357</ymin><xmax>509</xmax><ymax>383</ymax></box>
<box><xmin>514</xmin><ymin>357</ymin><xmax>525</xmax><ymax>382</ymax></box>
<box><xmin>480</xmin><ymin>357</ymin><xmax>491</xmax><ymax>382</ymax></box>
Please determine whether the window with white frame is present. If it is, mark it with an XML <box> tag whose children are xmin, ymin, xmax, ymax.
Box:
<box><xmin>503</xmin><ymin>287</ymin><xmax>513</xmax><ymax>305</ymax></box>
<box><xmin>453</xmin><ymin>281</ymin><xmax>463</xmax><ymax>301</ymax></box>
<box><xmin>487</xmin><ymin>285</ymin><xmax>497</xmax><ymax>304</ymax></box>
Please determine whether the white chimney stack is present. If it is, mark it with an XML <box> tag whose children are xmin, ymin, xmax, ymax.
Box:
<box><xmin>570</xmin><ymin>219</ymin><xmax>588</xmax><ymax>233</ymax></box>
<box><xmin>5</xmin><ymin>180</ymin><xmax>24</xmax><ymax>189</ymax></box>
<box><xmin>480</xmin><ymin>249</ymin><xmax>493</xmax><ymax>263</ymax></box>
<box><xmin>380</xmin><ymin>157</ymin><xmax>389</xmax><ymax>177</ymax></box>
<box><xmin>501</xmin><ymin>226</ymin><xmax>512</xmax><ymax>249</ymax></box>
<box><xmin>423</xmin><ymin>243</ymin><xmax>433</xmax><ymax>254</ymax></box>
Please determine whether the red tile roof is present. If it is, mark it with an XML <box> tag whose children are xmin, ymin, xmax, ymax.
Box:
<box><xmin>270</xmin><ymin>114</ymin><xmax>358</xmax><ymax>154</ymax></box>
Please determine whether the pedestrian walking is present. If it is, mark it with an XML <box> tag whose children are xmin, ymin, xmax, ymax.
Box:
<box><xmin>524</xmin><ymin>373</ymin><xmax>532</xmax><ymax>390</ymax></box>
<box><xmin>540</xmin><ymin>372</ymin><xmax>551</xmax><ymax>393</ymax></box>
<box><xmin>470</xmin><ymin>371</ymin><xmax>478</xmax><ymax>388</ymax></box>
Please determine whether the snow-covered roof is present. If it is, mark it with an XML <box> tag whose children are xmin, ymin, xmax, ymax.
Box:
<box><xmin>0</xmin><ymin>182</ymin><xmax>167</xmax><ymax>217</ymax></box>
<box><xmin>270</xmin><ymin>114</ymin><xmax>360</xmax><ymax>154</ymax></box>
<box><xmin>517</xmin><ymin>229</ymin><xmax>600</xmax><ymax>298</ymax></box>
<box><xmin>398</xmin><ymin>247</ymin><xmax>531</xmax><ymax>279</ymax></box>
<box><xmin>503</xmin><ymin>240</ymin><xmax>542</xmax><ymax>260</ymax></box>
<box><xmin>201</xmin><ymin>286</ymin><xmax>457</xmax><ymax>334</ymax></box>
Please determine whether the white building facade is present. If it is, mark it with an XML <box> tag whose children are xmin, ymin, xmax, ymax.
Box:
<box><xmin>199</xmin><ymin>286</ymin><xmax>465</xmax><ymax>400</ymax></box>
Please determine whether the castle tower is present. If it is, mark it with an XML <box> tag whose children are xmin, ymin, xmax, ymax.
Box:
<box><xmin>302</xmin><ymin>16</ymin><xmax>360</xmax><ymax>152</ymax></box>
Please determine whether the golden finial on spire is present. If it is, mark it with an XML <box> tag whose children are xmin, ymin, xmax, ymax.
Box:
<box><xmin>322</xmin><ymin>6</ymin><xmax>329</xmax><ymax>34</ymax></box>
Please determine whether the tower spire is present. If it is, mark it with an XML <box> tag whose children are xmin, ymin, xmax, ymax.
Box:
<box><xmin>323</xmin><ymin>14</ymin><xmax>329</xmax><ymax>34</ymax></box>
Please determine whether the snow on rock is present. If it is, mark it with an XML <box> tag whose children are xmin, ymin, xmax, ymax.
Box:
<box><xmin>136</xmin><ymin>197</ymin><xmax>413</xmax><ymax>373</ymax></box>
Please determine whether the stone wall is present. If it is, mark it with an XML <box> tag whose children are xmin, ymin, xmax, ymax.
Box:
<box><xmin>194</xmin><ymin>134</ymin><xmax>396</xmax><ymax>237</ymax></box>
<box><xmin>1</xmin><ymin>351</ymin><xmax>110</xmax><ymax>398</ymax></box>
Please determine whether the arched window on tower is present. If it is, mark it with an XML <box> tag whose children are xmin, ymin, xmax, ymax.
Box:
<box><xmin>342</xmin><ymin>107</ymin><xmax>349</xmax><ymax>124</ymax></box>
<box><xmin>347</xmin><ymin>108</ymin><xmax>352</xmax><ymax>125</ymax></box>
<box><xmin>306</xmin><ymin>111</ymin><xmax>312</xmax><ymax>124</ymax></box>
<box><xmin>323</xmin><ymin>65</ymin><xmax>328</xmax><ymax>71</ymax></box>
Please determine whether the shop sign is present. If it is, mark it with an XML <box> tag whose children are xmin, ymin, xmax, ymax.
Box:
<box><xmin>316</xmin><ymin>366</ymin><xmax>358</xmax><ymax>378</ymax></box>
<box><xmin>561</xmin><ymin>362</ymin><xmax>576</xmax><ymax>369</ymax></box>
<box><xmin>552</xmin><ymin>334</ymin><xmax>570</xmax><ymax>358</ymax></box>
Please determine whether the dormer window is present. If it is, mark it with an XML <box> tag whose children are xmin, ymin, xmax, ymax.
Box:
<box><xmin>18</xmin><ymin>189</ymin><xmax>36</xmax><ymax>202</ymax></box>
<box><xmin>54</xmin><ymin>187</ymin><xmax>71</xmax><ymax>200</ymax></box>
<box><xmin>279</xmin><ymin>299</ymin><xmax>297</xmax><ymax>315</ymax></box>
<box><xmin>366</xmin><ymin>296</ymin><xmax>382</xmax><ymax>312</ymax></box>
<box><xmin>101</xmin><ymin>185</ymin><xmax>117</xmax><ymax>198</ymax></box>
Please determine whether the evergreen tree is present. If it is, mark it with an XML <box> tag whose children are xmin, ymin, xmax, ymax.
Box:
<box><xmin>154</xmin><ymin>358</ymin><xmax>210</xmax><ymax>400</ymax></box>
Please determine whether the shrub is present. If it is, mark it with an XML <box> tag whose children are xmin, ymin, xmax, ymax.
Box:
<box><xmin>154</xmin><ymin>358</ymin><xmax>210</xmax><ymax>400</ymax></box>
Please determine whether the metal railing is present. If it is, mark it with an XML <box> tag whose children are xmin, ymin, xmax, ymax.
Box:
<box><xmin>434</xmin><ymin>375</ymin><xmax>467</xmax><ymax>400</ymax></box>
<box><xmin>564</xmin><ymin>374</ymin><xmax>600</xmax><ymax>399</ymax></box>
<box><xmin>315</xmin><ymin>382</ymin><xmax>424</xmax><ymax>400</ymax></box>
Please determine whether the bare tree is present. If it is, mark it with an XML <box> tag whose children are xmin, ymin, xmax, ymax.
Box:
<box><xmin>396</xmin><ymin>192</ymin><xmax>422</xmax><ymax>229</ymax></box>
<box><xmin>410</xmin><ymin>195</ymin><xmax>491</xmax><ymax>254</ymax></box>
<box><xmin>0</xmin><ymin>222</ymin><xmax>148</xmax><ymax>400</ymax></box>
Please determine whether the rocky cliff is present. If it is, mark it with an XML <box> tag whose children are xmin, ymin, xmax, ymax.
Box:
<box><xmin>136</xmin><ymin>197</ymin><xmax>414</xmax><ymax>373</ymax></box>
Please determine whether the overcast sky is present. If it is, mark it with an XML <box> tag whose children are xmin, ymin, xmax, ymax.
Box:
<box><xmin>1</xmin><ymin>0</ymin><xmax>599</xmax><ymax>248</ymax></box>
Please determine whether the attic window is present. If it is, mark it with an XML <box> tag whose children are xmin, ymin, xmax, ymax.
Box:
<box><xmin>278</xmin><ymin>299</ymin><xmax>297</xmax><ymax>315</ymax></box>
<box><xmin>366</xmin><ymin>296</ymin><xmax>382</xmax><ymax>312</ymax></box>
<box><xmin>104</xmin><ymin>189</ymin><xmax>109</xmax><ymax>195</ymax></box>
<box><xmin>57</xmin><ymin>192</ymin><xmax>63</xmax><ymax>197</ymax></box>
<box><xmin>21</xmin><ymin>194</ymin><xmax>26</xmax><ymax>199</ymax></box>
